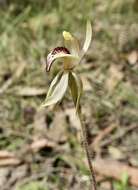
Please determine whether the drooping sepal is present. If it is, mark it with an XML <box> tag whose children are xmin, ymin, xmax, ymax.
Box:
<box><xmin>41</xmin><ymin>71</ymin><xmax>69</xmax><ymax>107</ymax></box>
<box><xmin>46</xmin><ymin>71</ymin><xmax>63</xmax><ymax>98</ymax></box>
<box><xmin>69</xmin><ymin>72</ymin><xmax>83</xmax><ymax>113</ymax></box>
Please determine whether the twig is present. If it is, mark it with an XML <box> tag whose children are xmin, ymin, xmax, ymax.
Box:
<box><xmin>78</xmin><ymin>108</ymin><xmax>97</xmax><ymax>190</ymax></box>
<box><xmin>0</xmin><ymin>150</ymin><xmax>21</xmax><ymax>166</ymax></box>
<box><xmin>0</xmin><ymin>158</ymin><xmax>21</xmax><ymax>166</ymax></box>
<box><xmin>101</xmin><ymin>125</ymin><xmax>138</xmax><ymax>148</ymax></box>
<box><xmin>92</xmin><ymin>124</ymin><xmax>117</xmax><ymax>152</ymax></box>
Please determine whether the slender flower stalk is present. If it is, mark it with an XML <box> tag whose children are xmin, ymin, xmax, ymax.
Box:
<box><xmin>41</xmin><ymin>21</ymin><xmax>97</xmax><ymax>190</ymax></box>
<box><xmin>78</xmin><ymin>108</ymin><xmax>97</xmax><ymax>190</ymax></box>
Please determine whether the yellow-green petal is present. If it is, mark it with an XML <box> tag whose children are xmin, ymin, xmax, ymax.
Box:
<box><xmin>63</xmin><ymin>31</ymin><xmax>80</xmax><ymax>57</ymax></box>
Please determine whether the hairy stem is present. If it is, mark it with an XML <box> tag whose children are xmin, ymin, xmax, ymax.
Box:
<box><xmin>78</xmin><ymin>108</ymin><xmax>97</xmax><ymax>190</ymax></box>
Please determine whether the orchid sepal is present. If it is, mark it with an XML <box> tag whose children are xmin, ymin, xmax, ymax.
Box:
<box><xmin>41</xmin><ymin>71</ymin><xmax>69</xmax><ymax>107</ymax></box>
<box><xmin>69</xmin><ymin>71</ymin><xmax>83</xmax><ymax>113</ymax></box>
<box><xmin>81</xmin><ymin>20</ymin><xmax>92</xmax><ymax>58</ymax></box>
<box><xmin>63</xmin><ymin>31</ymin><xmax>80</xmax><ymax>57</ymax></box>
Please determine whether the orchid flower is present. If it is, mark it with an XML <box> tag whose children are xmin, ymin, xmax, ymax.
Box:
<box><xmin>42</xmin><ymin>21</ymin><xmax>92</xmax><ymax>112</ymax></box>
<box><xmin>41</xmin><ymin>22</ymin><xmax>97</xmax><ymax>189</ymax></box>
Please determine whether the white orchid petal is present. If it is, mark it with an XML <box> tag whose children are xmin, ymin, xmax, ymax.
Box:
<box><xmin>82</xmin><ymin>21</ymin><xmax>92</xmax><ymax>54</ymax></box>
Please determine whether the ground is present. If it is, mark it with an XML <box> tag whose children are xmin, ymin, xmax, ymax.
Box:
<box><xmin>0</xmin><ymin>0</ymin><xmax>138</xmax><ymax>190</ymax></box>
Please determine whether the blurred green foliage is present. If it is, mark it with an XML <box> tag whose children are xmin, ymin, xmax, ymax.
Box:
<box><xmin>114</xmin><ymin>173</ymin><xmax>132</xmax><ymax>190</ymax></box>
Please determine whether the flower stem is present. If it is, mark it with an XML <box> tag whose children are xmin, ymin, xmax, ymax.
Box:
<box><xmin>78</xmin><ymin>108</ymin><xmax>97</xmax><ymax>190</ymax></box>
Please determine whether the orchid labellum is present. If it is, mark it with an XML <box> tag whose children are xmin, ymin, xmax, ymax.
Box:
<box><xmin>42</xmin><ymin>21</ymin><xmax>92</xmax><ymax>112</ymax></box>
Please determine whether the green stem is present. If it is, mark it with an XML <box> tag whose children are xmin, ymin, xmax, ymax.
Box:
<box><xmin>78</xmin><ymin>108</ymin><xmax>97</xmax><ymax>190</ymax></box>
